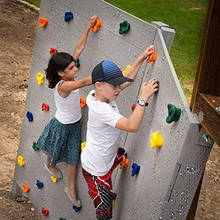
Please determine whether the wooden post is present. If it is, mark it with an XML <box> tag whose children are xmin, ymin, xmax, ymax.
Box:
<box><xmin>188</xmin><ymin>0</ymin><xmax>220</xmax><ymax>219</ymax></box>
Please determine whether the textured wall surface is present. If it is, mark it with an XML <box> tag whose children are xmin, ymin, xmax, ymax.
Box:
<box><xmin>13</xmin><ymin>0</ymin><xmax>213</xmax><ymax>219</ymax></box>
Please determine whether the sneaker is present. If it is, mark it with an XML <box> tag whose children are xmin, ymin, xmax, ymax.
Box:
<box><xmin>64</xmin><ymin>187</ymin><xmax>81</xmax><ymax>208</ymax></box>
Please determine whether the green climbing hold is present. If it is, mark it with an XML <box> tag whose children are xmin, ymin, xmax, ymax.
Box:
<box><xmin>119</xmin><ymin>20</ymin><xmax>130</xmax><ymax>35</ymax></box>
<box><xmin>75</xmin><ymin>59</ymin><xmax>80</xmax><ymax>68</ymax></box>
<box><xmin>32</xmin><ymin>142</ymin><xmax>40</xmax><ymax>151</ymax></box>
<box><xmin>166</xmin><ymin>104</ymin><xmax>181</xmax><ymax>123</ymax></box>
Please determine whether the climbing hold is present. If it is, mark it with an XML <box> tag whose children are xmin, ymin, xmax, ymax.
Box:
<box><xmin>92</xmin><ymin>18</ymin><xmax>101</xmax><ymax>32</ymax></box>
<box><xmin>49</xmin><ymin>47</ymin><xmax>58</xmax><ymax>56</ymax></box>
<box><xmin>166</xmin><ymin>104</ymin><xmax>181</xmax><ymax>124</ymax></box>
<box><xmin>32</xmin><ymin>142</ymin><xmax>40</xmax><ymax>151</ymax></box>
<box><xmin>26</xmin><ymin>111</ymin><xmax>33</xmax><ymax>122</ymax></box>
<box><xmin>119</xmin><ymin>20</ymin><xmax>130</xmax><ymax>35</ymax></box>
<box><xmin>50</xmin><ymin>176</ymin><xmax>58</xmax><ymax>183</ymax></box>
<box><xmin>80</xmin><ymin>98</ymin><xmax>86</xmax><ymax>108</ymax></box>
<box><xmin>17</xmin><ymin>155</ymin><xmax>25</xmax><ymax>167</ymax></box>
<box><xmin>112</xmin><ymin>193</ymin><xmax>117</xmax><ymax>206</ymax></box>
<box><xmin>41</xmin><ymin>103</ymin><xmax>49</xmax><ymax>112</ymax></box>
<box><xmin>150</xmin><ymin>131</ymin><xmax>163</xmax><ymax>149</ymax></box>
<box><xmin>59</xmin><ymin>218</ymin><xmax>67</xmax><ymax>220</ymax></box>
<box><xmin>36</xmin><ymin>72</ymin><xmax>44</xmax><ymax>85</ymax></box>
<box><xmin>122</xmin><ymin>65</ymin><xmax>131</xmax><ymax>75</ymax></box>
<box><xmin>36</xmin><ymin>180</ymin><xmax>44</xmax><ymax>189</ymax></box>
<box><xmin>72</xmin><ymin>205</ymin><xmax>81</xmax><ymax>212</ymax></box>
<box><xmin>64</xmin><ymin>11</ymin><xmax>74</xmax><ymax>22</ymax></box>
<box><xmin>81</xmin><ymin>142</ymin><xmax>86</xmax><ymax>151</ymax></box>
<box><xmin>112</xmin><ymin>199</ymin><xmax>116</xmax><ymax>206</ymax></box>
<box><xmin>146</xmin><ymin>51</ymin><xmax>157</xmax><ymax>63</ymax></box>
<box><xmin>131</xmin><ymin>163</ymin><xmax>140</xmax><ymax>176</ymax></box>
<box><xmin>75</xmin><ymin>58</ymin><xmax>80</xmax><ymax>68</ymax></box>
<box><xmin>131</xmin><ymin>104</ymin><xmax>136</xmax><ymax>112</ymax></box>
<box><xmin>41</xmin><ymin>208</ymin><xmax>49</xmax><ymax>216</ymax></box>
<box><xmin>39</xmin><ymin>17</ymin><xmax>48</xmax><ymax>28</ymax></box>
<box><xmin>120</xmin><ymin>155</ymin><xmax>129</xmax><ymax>169</ymax></box>
<box><xmin>22</xmin><ymin>184</ymin><xmax>30</xmax><ymax>193</ymax></box>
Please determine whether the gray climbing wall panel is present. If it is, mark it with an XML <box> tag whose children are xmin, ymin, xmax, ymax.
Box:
<box><xmin>13</xmin><ymin>0</ymin><xmax>213</xmax><ymax>219</ymax></box>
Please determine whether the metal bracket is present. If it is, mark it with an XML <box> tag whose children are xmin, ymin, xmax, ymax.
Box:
<box><xmin>195</xmin><ymin>127</ymin><xmax>214</xmax><ymax>147</ymax></box>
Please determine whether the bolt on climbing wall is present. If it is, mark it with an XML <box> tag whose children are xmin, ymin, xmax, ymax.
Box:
<box><xmin>13</xmin><ymin>0</ymin><xmax>214</xmax><ymax>219</ymax></box>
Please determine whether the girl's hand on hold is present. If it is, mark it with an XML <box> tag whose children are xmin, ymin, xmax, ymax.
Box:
<box><xmin>143</xmin><ymin>45</ymin><xmax>155</xmax><ymax>59</ymax></box>
<box><xmin>89</xmin><ymin>15</ymin><xmax>98</xmax><ymax>28</ymax></box>
<box><xmin>139</xmin><ymin>78</ymin><xmax>158</xmax><ymax>101</ymax></box>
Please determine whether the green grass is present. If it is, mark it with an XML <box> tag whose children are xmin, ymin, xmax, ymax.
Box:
<box><xmin>25</xmin><ymin>0</ymin><xmax>41</xmax><ymax>7</ymax></box>
<box><xmin>26</xmin><ymin>0</ymin><xmax>208</xmax><ymax>100</ymax></box>
<box><xmin>106</xmin><ymin>0</ymin><xmax>208</xmax><ymax>100</ymax></box>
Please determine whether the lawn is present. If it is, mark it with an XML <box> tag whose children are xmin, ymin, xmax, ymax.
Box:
<box><xmin>25</xmin><ymin>0</ymin><xmax>208</xmax><ymax>100</ymax></box>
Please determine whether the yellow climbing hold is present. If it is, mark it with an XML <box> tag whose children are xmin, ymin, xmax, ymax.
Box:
<box><xmin>51</xmin><ymin>176</ymin><xmax>58</xmax><ymax>183</ymax></box>
<box><xmin>81</xmin><ymin>142</ymin><xmax>86</xmax><ymax>151</ymax></box>
<box><xmin>150</xmin><ymin>131</ymin><xmax>163</xmax><ymax>149</ymax></box>
<box><xmin>17</xmin><ymin>155</ymin><xmax>25</xmax><ymax>167</ymax></box>
<box><xmin>36</xmin><ymin>72</ymin><xmax>44</xmax><ymax>85</ymax></box>
<box><xmin>112</xmin><ymin>199</ymin><xmax>116</xmax><ymax>206</ymax></box>
<box><xmin>122</xmin><ymin>65</ymin><xmax>131</xmax><ymax>75</ymax></box>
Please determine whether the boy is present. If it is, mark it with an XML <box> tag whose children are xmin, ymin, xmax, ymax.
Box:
<box><xmin>81</xmin><ymin>45</ymin><xmax>158</xmax><ymax>219</ymax></box>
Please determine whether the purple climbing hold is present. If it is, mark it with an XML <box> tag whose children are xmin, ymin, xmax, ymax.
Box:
<box><xmin>64</xmin><ymin>12</ymin><xmax>74</xmax><ymax>22</ymax></box>
<box><xmin>131</xmin><ymin>163</ymin><xmax>140</xmax><ymax>176</ymax></box>
<box><xmin>26</xmin><ymin>111</ymin><xmax>33</xmax><ymax>122</ymax></box>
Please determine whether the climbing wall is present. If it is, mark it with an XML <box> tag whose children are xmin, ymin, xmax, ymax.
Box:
<box><xmin>13</xmin><ymin>0</ymin><xmax>214</xmax><ymax>219</ymax></box>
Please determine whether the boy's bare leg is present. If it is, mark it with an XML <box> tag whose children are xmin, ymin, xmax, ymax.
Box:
<box><xmin>46</xmin><ymin>155</ymin><xmax>60</xmax><ymax>173</ymax></box>
<box><xmin>67</xmin><ymin>164</ymin><xmax>78</xmax><ymax>201</ymax></box>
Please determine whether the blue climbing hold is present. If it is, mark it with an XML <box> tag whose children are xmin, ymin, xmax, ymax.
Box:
<box><xmin>131</xmin><ymin>163</ymin><xmax>140</xmax><ymax>176</ymax></box>
<box><xmin>26</xmin><ymin>111</ymin><xmax>33</xmax><ymax>122</ymax></box>
<box><xmin>72</xmin><ymin>205</ymin><xmax>81</xmax><ymax>212</ymax></box>
<box><xmin>64</xmin><ymin>12</ymin><xmax>74</xmax><ymax>22</ymax></box>
<box><xmin>36</xmin><ymin>180</ymin><xmax>44</xmax><ymax>189</ymax></box>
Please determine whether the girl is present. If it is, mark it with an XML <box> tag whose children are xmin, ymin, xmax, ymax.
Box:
<box><xmin>37</xmin><ymin>15</ymin><xmax>98</xmax><ymax>208</ymax></box>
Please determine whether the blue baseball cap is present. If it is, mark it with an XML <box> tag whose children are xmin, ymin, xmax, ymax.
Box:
<box><xmin>92</xmin><ymin>60</ymin><xmax>133</xmax><ymax>85</ymax></box>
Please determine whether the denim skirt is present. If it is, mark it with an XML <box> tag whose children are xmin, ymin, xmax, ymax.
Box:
<box><xmin>37</xmin><ymin>117</ymin><xmax>81</xmax><ymax>167</ymax></box>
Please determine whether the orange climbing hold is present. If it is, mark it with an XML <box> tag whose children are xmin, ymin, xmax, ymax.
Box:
<box><xmin>39</xmin><ymin>17</ymin><xmax>48</xmax><ymax>28</ymax></box>
<box><xmin>80</xmin><ymin>98</ymin><xmax>86</xmax><ymax>108</ymax></box>
<box><xmin>146</xmin><ymin>51</ymin><xmax>157</xmax><ymax>63</ymax></box>
<box><xmin>120</xmin><ymin>155</ymin><xmax>129</xmax><ymax>169</ymax></box>
<box><xmin>92</xmin><ymin>19</ymin><xmax>101</xmax><ymax>32</ymax></box>
<box><xmin>22</xmin><ymin>184</ymin><xmax>30</xmax><ymax>193</ymax></box>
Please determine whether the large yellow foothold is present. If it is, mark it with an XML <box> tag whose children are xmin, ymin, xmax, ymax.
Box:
<box><xmin>150</xmin><ymin>131</ymin><xmax>163</xmax><ymax>149</ymax></box>
<box><xmin>17</xmin><ymin>155</ymin><xmax>25</xmax><ymax>167</ymax></box>
<box><xmin>81</xmin><ymin>142</ymin><xmax>86</xmax><ymax>151</ymax></box>
<box><xmin>122</xmin><ymin>65</ymin><xmax>131</xmax><ymax>75</ymax></box>
<box><xmin>51</xmin><ymin>176</ymin><xmax>58</xmax><ymax>183</ymax></box>
<box><xmin>36</xmin><ymin>72</ymin><xmax>44</xmax><ymax>85</ymax></box>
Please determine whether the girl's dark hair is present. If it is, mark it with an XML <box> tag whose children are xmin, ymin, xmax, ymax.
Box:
<box><xmin>45</xmin><ymin>52</ymin><xmax>75</xmax><ymax>88</ymax></box>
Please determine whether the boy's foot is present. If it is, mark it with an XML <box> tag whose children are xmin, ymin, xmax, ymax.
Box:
<box><xmin>64</xmin><ymin>187</ymin><xmax>81</xmax><ymax>208</ymax></box>
<box><xmin>44</xmin><ymin>164</ymin><xmax>63</xmax><ymax>179</ymax></box>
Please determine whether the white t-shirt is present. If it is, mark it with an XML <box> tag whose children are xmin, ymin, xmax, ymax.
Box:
<box><xmin>81</xmin><ymin>90</ymin><xmax>123</xmax><ymax>176</ymax></box>
<box><xmin>54</xmin><ymin>81</ymin><xmax>82</xmax><ymax>124</ymax></box>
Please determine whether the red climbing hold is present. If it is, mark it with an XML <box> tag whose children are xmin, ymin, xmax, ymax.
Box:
<box><xmin>49</xmin><ymin>48</ymin><xmax>58</xmax><ymax>56</ymax></box>
<box><xmin>41</xmin><ymin>208</ymin><xmax>49</xmax><ymax>216</ymax></box>
<box><xmin>41</xmin><ymin>103</ymin><xmax>49</xmax><ymax>112</ymax></box>
<box><xmin>131</xmin><ymin>104</ymin><xmax>136</xmax><ymax>112</ymax></box>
